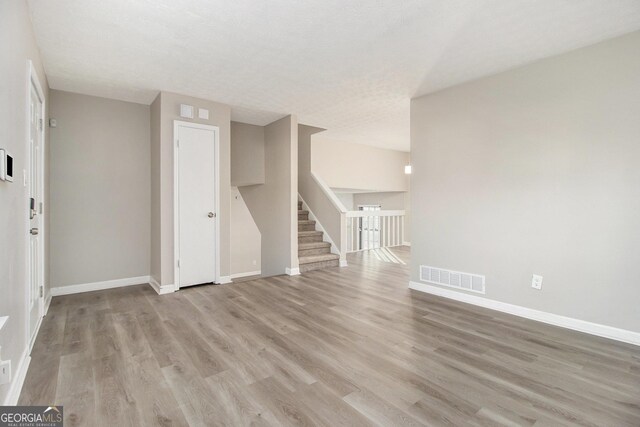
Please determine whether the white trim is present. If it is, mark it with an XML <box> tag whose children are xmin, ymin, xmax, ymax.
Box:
<box><xmin>339</xmin><ymin>259</ymin><xmax>348</xmax><ymax>267</ymax></box>
<box><xmin>285</xmin><ymin>267</ymin><xmax>300</xmax><ymax>276</ymax></box>
<box><xmin>409</xmin><ymin>281</ymin><xmax>640</xmax><ymax>346</ymax></box>
<box><xmin>50</xmin><ymin>276</ymin><xmax>151</xmax><ymax>296</ymax></box>
<box><xmin>27</xmin><ymin>315</ymin><xmax>43</xmax><ymax>353</ymax></box>
<box><xmin>217</xmin><ymin>276</ymin><xmax>232</xmax><ymax>284</ymax></box>
<box><xmin>310</xmin><ymin>172</ymin><xmax>347</xmax><ymax>213</ymax></box>
<box><xmin>149</xmin><ymin>277</ymin><xmax>177</xmax><ymax>295</ymax></box>
<box><xmin>345</xmin><ymin>209</ymin><xmax>405</xmax><ymax>218</ymax></box>
<box><xmin>173</xmin><ymin>120</ymin><xmax>221</xmax><ymax>290</ymax></box>
<box><xmin>230</xmin><ymin>270</ymin><xmax>261</xmax><ymax>279</ymax></box>
<box><xmin>44</xmin><ymin>294</ymin><xmax>52</xmax><ymax>315</ymax></box>
<box><xmin>28</xmin><ymin>61</ymin><xmax>45</xmax><ymax>102</ymax></box>
<box><xmin>3</xmin><ymin>348</ymin><xmax>30</xmax><ymax>406</ymax></box>
<box><xmin>402</xmin><ymin>241</ymin><xmax>411</xmax><ymax>247</ymax></box>
<box><xmin>26</xmin><ymin>60</ymin><xmax>46</xmax><ymax>354</ymax></box>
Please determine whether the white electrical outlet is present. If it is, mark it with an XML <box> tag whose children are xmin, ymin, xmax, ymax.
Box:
<box><xmin>531</xmin><ymin>274</ymin><xmax>543</xmax><ymax>290</ymax></box>
<box><xmin>0</xmin><ymin>359</ymin><xmax>11</xmax><ymax>385</ymax></box>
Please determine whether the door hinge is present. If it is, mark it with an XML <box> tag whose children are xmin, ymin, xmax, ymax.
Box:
<box><xmin>39</xmin><ymin>286</ymin><xmax>43</xmax><ymax>298</ymax></box>
<box><xmin>176</xmin><ymin>139</ymin><xmax>180</xmax><ymax>148</ymax></box>
<box><xmin>39</xmin><ymin>202</ymin><xmax>43</xmax><ymax>214</ymax></box>
<box><xmin>39</xmin><ymin>118</ymin><xmax>43</xmax><ymax>131</ymax></box>
<box><xmin>177</xmin><ymin>259</ymin><xmax>180</xmax><ymax>268</ymax></box>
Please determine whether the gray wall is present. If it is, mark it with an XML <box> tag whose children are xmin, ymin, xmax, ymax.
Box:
<box><xmin>151</xmin><ymin>92</ymin><xmax>232</xmax><ymax>285</ymax></box>
<box><xmin>231</xmin><ymin>121</ymin><xmax>265</xmax><ymax>186</ymax></box>
<box><xmin>353</xmin><ymin>191</ymin><xmax>405</xmax><ymax>210</ymax></box>
<box><xmin>312</xmin><ymin>139</ymin><xmax>410</xmax><ymax>192</ymax></box>
<box><xmin>150</xmin><ymin>94</ymin><xmax>162</xmax><ymax>283</ymax></box>
<box><xmin>49</xmin><ymin>91</ymin><xmax>150</xmax><ymax>287</ymax></box>
<box><xmin>240</xmin><ymin>116</ymin><xmax>298</xmax><ymax>276</ymax></box>
<box><xmin>230</xmin><ymin>187</ymin><xmax>261</xmax><ymax>275</ymax></box>
<box><xmin>335</xmin><ymin>193</ymin><xmax>354</xmax><ymax>210</ymax></box>
<box><xmin>410</xmin><ymin>31</ymin><xmax>640</xmax><ymax>332</ymax></box>
<box><xmin>0</xmin><ymin>0</ymin><xmax>49</xmax><ymax>404</ymax></box>
<box><xmin>229</xmin><ymin>122</ymin><xmax>264</xmax><ymax>276</ymax></box>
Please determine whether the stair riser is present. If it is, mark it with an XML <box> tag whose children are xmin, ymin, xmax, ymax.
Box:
<box><xmin>298</xmin><ymin>247</ymin><xmax>332</xmax><ymax>257</ymax></box>
<box><xmin>299</xmin><ymin>235</ymin><xmax>323</xmax><ymax>243</ymax></box>
<box><xmin>298</xmin><ymin>213</ymin><xmax>309</xmax><ymax>220</ymax></box>
<box><xmin>298</xmin><ymin>224</ymin><xmax>316</xmax><ymax>232</ymax></box>
<box><xmin>300</xmin><ymin>259</ymin><xmax>340</xmax><ymax>273</ymax></box>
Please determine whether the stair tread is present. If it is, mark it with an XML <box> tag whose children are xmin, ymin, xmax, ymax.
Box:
<box><xmin>299</xmin><ymin>253</ymin><xmax>340</xmax><ymax>264</ymax></box>
<box><xmin>298</xmin><ymin>230</ymin><xmax>323</xmax><ymax>236</ymax></box>
<box><xmin>298</xmin><ymin>210</ymin><xmax>309</xmax><ymax>214</ymax></box>
<box><xmin>298</xmin><ymin>242</ymin><xmax>330</xmax><ymax>249</ymax></box>
<box><xmin>298</xmin><ymin>219</ymin><xmax>316</xmax><ymax>225</ymax></box>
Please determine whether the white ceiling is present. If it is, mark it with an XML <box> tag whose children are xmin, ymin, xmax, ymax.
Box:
<box><xmin>27</xmin><ymin>0</ymin><xmax>640</xmax><ymax>151</ymax></box>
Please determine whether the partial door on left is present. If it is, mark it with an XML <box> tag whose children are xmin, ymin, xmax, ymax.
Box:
<box><xmin>28</xmin><ymin>73</ymin><xmax>45</xmax><ymax>349</ymax></box>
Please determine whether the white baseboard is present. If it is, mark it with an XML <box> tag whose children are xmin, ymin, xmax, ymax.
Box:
<box><xmin>402</xmin><ymin>241</ymin><xmax>411</xmax><ymax>247</ymax></box>
<box><xmin>149</xmin><ymin>277</ymin><xmax>176</xmax><ymax>295</ymax></box>
<box><xmin>409</xmin><ymin>281</ymin><xmax>640</xmax><ymax>346</ymax></box>
<box><xmin>285</xmin><ymin>267</ymin><xmax>300</xmax><ymax>276</ymax></box>
<box><xmin>3</xmin><ymin>348</ymin><xmax>30</xmax><ymax>405</ymax></box>
<box><xmin>44</xmin><ymin>294</ymin><xmax>52</xmax><ymax>315</ymax></box>
<box><xmin>51</xmin><ymin>275</ymin><xmax>151</xmax><ymax>296</ymax></box>
<box><xmin>339</xmin><ymin>259</ymin><xmax>348</xmax><ymax>267</ymax></box>
<box><xmin>217</xmin><ymin>276</ymin><xmax>232</xmax><ymax>284</ymax></box>
<box><xmin>231</xmin><ymin>270</ymin><xmax>261</xmax><ymax>279</ymax></box>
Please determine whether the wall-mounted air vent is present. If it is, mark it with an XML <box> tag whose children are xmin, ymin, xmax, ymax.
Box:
<box><xmin>420</xmin><ymin>265</ymin><xmax>485</xmax><ymax>294</ymax></box>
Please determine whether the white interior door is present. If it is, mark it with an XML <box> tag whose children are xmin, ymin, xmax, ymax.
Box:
<box><xmin>28</xmin><ymin>77</ymin><xmax>44</xmax><ymax>348</ymax></box>
<box><xmin>175</xmin><ymin>122</ymin><xmax>218</xmax><ymax>288</ymax></box>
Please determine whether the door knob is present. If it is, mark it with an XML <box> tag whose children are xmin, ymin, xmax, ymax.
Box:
<box><xmin>208</xmin><ymin>212</ymin><xmax>216</xmax><ymax>218</ymax></box>
<box><xmin>30</xmin><ymin>228</ymin><xmax>39</xmax><ymax>235</ymax></box>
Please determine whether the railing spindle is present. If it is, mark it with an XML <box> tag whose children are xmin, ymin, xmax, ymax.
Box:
<box><xmin>344</xmin><ymin>210</ymin><xmax>405</xmax><ymax>253</ymax></box>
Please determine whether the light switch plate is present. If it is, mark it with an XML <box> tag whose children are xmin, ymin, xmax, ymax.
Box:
<box><xmin>0</xmin><ymin>149</ymin><xmax>5</xmax><ymax>181</ymax></box>
<box><xmin>531</xmin><ymin>274</ymin><xmax>543</xmax><ymax>290</ymax></box>
<box><xmin>198</xmin><ymin>108</ymin><xmax>209</xmax><ymax>120</ymax></box>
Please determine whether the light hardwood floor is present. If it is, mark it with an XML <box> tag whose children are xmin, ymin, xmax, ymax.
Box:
<box><xmin>20</xmin><ymin>246</ymin><xmax>640</xmax><ymax>426</ymax></box>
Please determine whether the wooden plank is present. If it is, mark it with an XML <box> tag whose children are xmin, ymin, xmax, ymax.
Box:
<box><xmin>19</xmin><ymin>246</ymin><xmax>640</xmax><ymax>426</ymax></box>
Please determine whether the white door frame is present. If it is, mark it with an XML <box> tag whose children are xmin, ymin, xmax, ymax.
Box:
<box><xmin>26</xmin><ymin>60</ymin><xmax>46</xmax><ymax>351</ymax></box>
<box><xmin>173</xmin><ymin>120</ymin><xmax>220</xmax><ymax>289</ymax></box>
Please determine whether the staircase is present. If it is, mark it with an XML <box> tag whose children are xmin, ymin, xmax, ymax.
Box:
<box><xmin>298</xmin><ymin>201</ymin><xmax>340</xmax><ymax>272</ymax></box>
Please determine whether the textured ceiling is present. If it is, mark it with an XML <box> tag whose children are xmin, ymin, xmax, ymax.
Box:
<box><xmin>27</xmin><ymin>0</ymin><xmax>640</xmax><ymax>151</ymax></box>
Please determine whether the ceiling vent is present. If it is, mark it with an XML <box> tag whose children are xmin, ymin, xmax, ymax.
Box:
<box><xmin>420</xmin><ymin>265</ymin><xmax>485</xmax><ymax>294</ymax></box>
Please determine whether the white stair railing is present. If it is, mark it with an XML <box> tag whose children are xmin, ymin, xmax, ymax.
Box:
<box><xmin>346</xmin><ymin>210</ymin><xmax>405</xmax><ymax>252</ymax></box>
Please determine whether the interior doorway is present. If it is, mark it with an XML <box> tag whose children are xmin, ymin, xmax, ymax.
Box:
<box><xmin>27</xmin><ymin>61</ymin><xmax>45</xmax><ymax>351</ymax></box>
<box><xmin>173</xmin><ymin>120</ymin><xmax>220</xmax><ymax>289</ymax></box>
